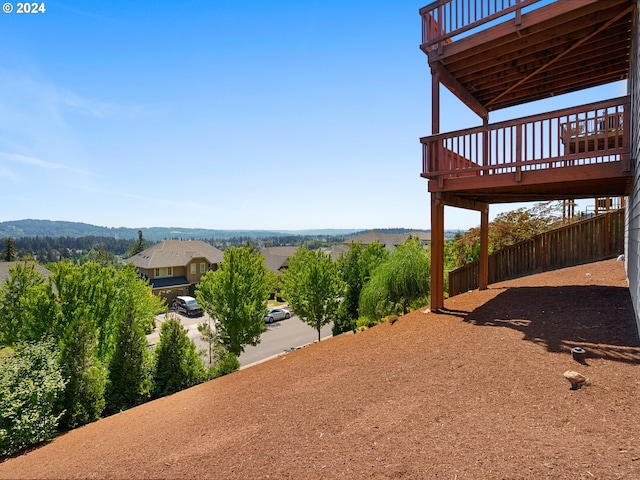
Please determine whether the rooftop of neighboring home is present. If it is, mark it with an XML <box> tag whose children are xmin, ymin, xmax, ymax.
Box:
<box><xmin>0</xmin><ymin>261</ymin><xmax>52</xmax><ymax>286</ymax></box>
<box><xmin>345</xmin><ymin>230</ymin><xmax>431</xmax><ymax>251</ymax></box>
<box><xmin>126</xmin><ymin>240</ymin><xmax>224</xmax><ymax>269</ymax></box>
<box><xmin>261</xmin><ymin>246</ymin><xmax>298</xmax><ymax>275</ymax></box>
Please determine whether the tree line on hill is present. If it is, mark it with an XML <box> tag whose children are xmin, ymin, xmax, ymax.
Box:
<box><xmin>0</xmin><ymin>233</ymin><xmax>354</xmax><ymax>264</ymax></box>
<box><xmin>0</xmin><ymin>219</ymin><xmax>360</xmax><ymax>242</ymax></box>
<box><xmin>1</xmin><ymin>236</ymin><xmax>137</xmax><ymax>263</ymax></box>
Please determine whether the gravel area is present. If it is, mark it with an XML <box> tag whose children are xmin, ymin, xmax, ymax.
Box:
<box><xmin>1</xmin><ymin>258</ymin><xmax>638</xmax><ymax>479</ymax></box>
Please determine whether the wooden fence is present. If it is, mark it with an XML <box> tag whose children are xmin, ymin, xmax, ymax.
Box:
<box><xmin>448</xmin><ymin>209</ymin><xmax>625</xmax><ymax>297</ymax></box>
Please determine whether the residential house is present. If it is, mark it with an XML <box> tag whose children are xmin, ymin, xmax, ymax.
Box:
<box><xmin>126</xmin><ymin>240</ymin><xmax>224</xmax><ymax>304</ymax></box>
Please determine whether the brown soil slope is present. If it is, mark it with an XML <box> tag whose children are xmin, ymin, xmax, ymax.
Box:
<box><xmin>1</xmin><ymin>259</ymin><xmax>639</xmax><ymax>479</ymax></box>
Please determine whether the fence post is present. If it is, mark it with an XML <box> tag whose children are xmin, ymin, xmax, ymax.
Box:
<box><xmin>479</xmin><ymin>206</ymin><xmax>489</xmax><ymax>290</ymax></box>
<box><xmin>605</xmin><ymin>213</ymin><xmax>611</xmax><ymax>257</ymax></box>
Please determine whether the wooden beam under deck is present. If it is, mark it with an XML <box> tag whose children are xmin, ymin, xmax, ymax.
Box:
<box><xmin>435</xmin><ymin>193</ymin><xmax>488</xmax><ymax>212</ymax></box>
<box><xmin>427</xmin><ymin>163</ymin><xmax>632</xmax><ymax>204</ymax></box>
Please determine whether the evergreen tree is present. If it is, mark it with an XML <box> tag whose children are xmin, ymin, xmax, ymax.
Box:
<box><xmin>58</xmin><ymin>312</ymin><xmax>106</xmax><ymax>429</ymax></box>
<box><xmin>1</xmin><ymin>238</ymin><xmax>17</xmax><ymax>262</ymax></box>
<box><xmin>105</xmin><ymin>296</ymin><xmax>151</xmax><ymax>414</ymax></box>
<box><xmin>127</xmin><ymin>230</ymin><xmax>147</xmax><ymax>257</ymax></box>
<box><xmin>79</xmin><ymin>246</ymin><xmax>118</xmax><ymax>267</ymax></box>
<box><xmin>152</xmin><ymin>318</ymin><xmax>204</xmax><ymax>398</ymax></box>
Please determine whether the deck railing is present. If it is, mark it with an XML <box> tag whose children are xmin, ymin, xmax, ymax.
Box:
<box><xmin>420</xmin><ymin>0</ymin><xmax>542</xmax><ymax>51</ymax></box>
<box><xmin>448</xmin><ymin>208</ymin><xmax>625</xmax><ymax>297</ymax></box>
<box><xmin>421</xmin><ymin>97</ymin><xmax>631</xmax><ymax>182</ymax></box>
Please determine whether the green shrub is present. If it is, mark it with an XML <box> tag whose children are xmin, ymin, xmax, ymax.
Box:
<box><xmin>355</xmin><ymin>316</ymin><xmax>379</xmax><ymax>332</ymax></box>
<box><xmin>0</xmin><ymin>342</ymin><xmax>66</xmax><ymax>457</ymax></box>
<box><xmin>210</xmin><ymin>351</ymin><xmax>240</xmax><ymax>379</ymax></box>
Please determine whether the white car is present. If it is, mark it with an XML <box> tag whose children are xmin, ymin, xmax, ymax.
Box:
<box><xmin>264</xmin><ymin>307</ymin><xmax>291</xmax><ymax>324</ymax></box>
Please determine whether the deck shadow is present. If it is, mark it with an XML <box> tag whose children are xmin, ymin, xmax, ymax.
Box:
<box><xmin>463</xmin><ymin>285</ymin><xmax>640</xmax><ymax>365</ymax></box>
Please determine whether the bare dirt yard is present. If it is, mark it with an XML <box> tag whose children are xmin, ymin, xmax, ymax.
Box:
<box><xmin>1</xmin><ymin>258</ymin><xmax>639</xmax><ymax>479</ymax></box>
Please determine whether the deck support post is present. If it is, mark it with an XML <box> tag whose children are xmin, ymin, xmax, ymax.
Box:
<box><xmin>430</xmin><ymin>192</ymin><xmax>445</xmax><ymax>311</ymax></box>
<box><xmin>479</xmin><ymin>205</ymin><xmax>489</xmax><ymax>290</ymax></box>
<box><xmin>479</xmin><ymin>115</ymin><xmax>490</xmax><ymax>291</ymax></box>
<box><xmin>431</xmin><ymin>68</ymin><xmax>440</xmax><ymax>134</ymax></box>
<box><xmin>429</xmin><ymin>70</ymin><xmax>445</xmax><ymax>311</ymax></box>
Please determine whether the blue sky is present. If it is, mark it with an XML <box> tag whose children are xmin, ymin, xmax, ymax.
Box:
<box><xmin>0</xmin><ymin>1</ymin><xmax>626</xmax><ymax>231</ymax></box>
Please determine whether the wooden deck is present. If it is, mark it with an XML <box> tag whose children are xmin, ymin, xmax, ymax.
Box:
<box><xmin>420</xmin><ymin>0</ymin><xmax>635</xmax><ymax>310</ymax></box>
<box><xmin>421</xmin><ymin>97</ymin><xmax>632</xmax><ymax>203</ymax></box>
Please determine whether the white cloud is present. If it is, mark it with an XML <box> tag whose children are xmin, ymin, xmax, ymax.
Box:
<box><xmin>0</xmin><ymin>151</ymin><xmax>89</xmax><ymax>174</ymax></box>
<box><xmin>47</xmin><ymin>88</ymin><xmax>149</xmax><ymax>120</ymax></box>
<box><xmin>0</xmin><ymin>68</ymin><xmax>148</xmax><ymax>123</ymax></box>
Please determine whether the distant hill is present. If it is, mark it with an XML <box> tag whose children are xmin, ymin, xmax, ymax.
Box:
<box><xmin>0</xmin><ymin>219</ymin><xmax>364</xmax><ymax>242</ymax></box>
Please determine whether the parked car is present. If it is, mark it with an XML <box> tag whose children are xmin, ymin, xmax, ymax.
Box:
<box><xmin>264</xmin><ymin>307</ymin><xmax>291</xmax><ymax>324</ymax></box>
<box><xmin>171</xmin><ymin>295</ymin><xmax>203</xmax><ymax>317</ymax></box>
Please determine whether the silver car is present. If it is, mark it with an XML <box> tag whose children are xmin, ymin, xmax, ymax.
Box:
<box><xmin>264</xmin><ymin>307</ymin><xmax>291</xmax><ymax>324</ymax></box>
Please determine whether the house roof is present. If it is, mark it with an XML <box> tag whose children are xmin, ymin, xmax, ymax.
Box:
<box><xmin>261</xmin><ymin>245</ymin><xmax>353</xmax><ymax>272</ymax></box>
<box><xmin>127</xmin><ymin>240</ymin><xmax>224</xmax><ymax>269</ymax></box>
<box><xmin>261</xmin><ymin>246</ymin><xmax>298</xmax><ymax>275</ymax></box>
<box><xmin>149</xmin><ymin>276</ymin><xmax>190</xmax><ymax>289</ymax></box>
<box><xmin>0</xmin><ymin>261</ymin><xmax>52</xmax><ymax>287</ymax></box>
<box><xmin>345</xmin><ymin>230</ymin><xmax>431</xmax><ymax>251</ymax></box>
<box><xmin>323</xmin><ymin>244</ymin><xmax>350</xmax><ymax>261</ymax></box>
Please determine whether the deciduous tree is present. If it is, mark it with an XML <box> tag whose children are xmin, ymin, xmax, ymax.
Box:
<box><xmin>195</xmin><ymin>246</ymin><xmax>271</xmax><ymax>357</ymax></box>
<box><xmin>50</xmin><ymin>261</ymin><xmax>118</xmax><ymax>359</ymax></box>
<box><xmin>334</xmin><ymin>241</ymin><xmax>388</xmax><ymax>335</ymax></box>
<box><xmin>50</xmin><ymin>261</ymin><xmax>162</xmax><ymax>361</ymax></box>
<box><xmin>360</xmin><ymin>237</ymin><xmax>430</xmax><ymax>320</ymax></box>
<box><xmin>448</xmin><ymin>201</ymin><xmax>567</xmax><ymax>268</ymax></box>
<box><xmin>0</xmin><ymin>261</ymin><xmax>57</xmax><ymax>346</ymax></box>
<box><xmin>284</xmin><ymin>248</ymin><xmax>343</xmax><ymax>342</ymax></box>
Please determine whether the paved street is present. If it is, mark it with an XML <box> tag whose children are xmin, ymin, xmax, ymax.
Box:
<box><xmin>147</xmin><ymin>310</ymin><xmax>333</xmax><ymax>368</ymax></box>
<box><xmin>238</xmin><ymin>315</ymin><xmax>333</xmax><ymax>367</ymax></box>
